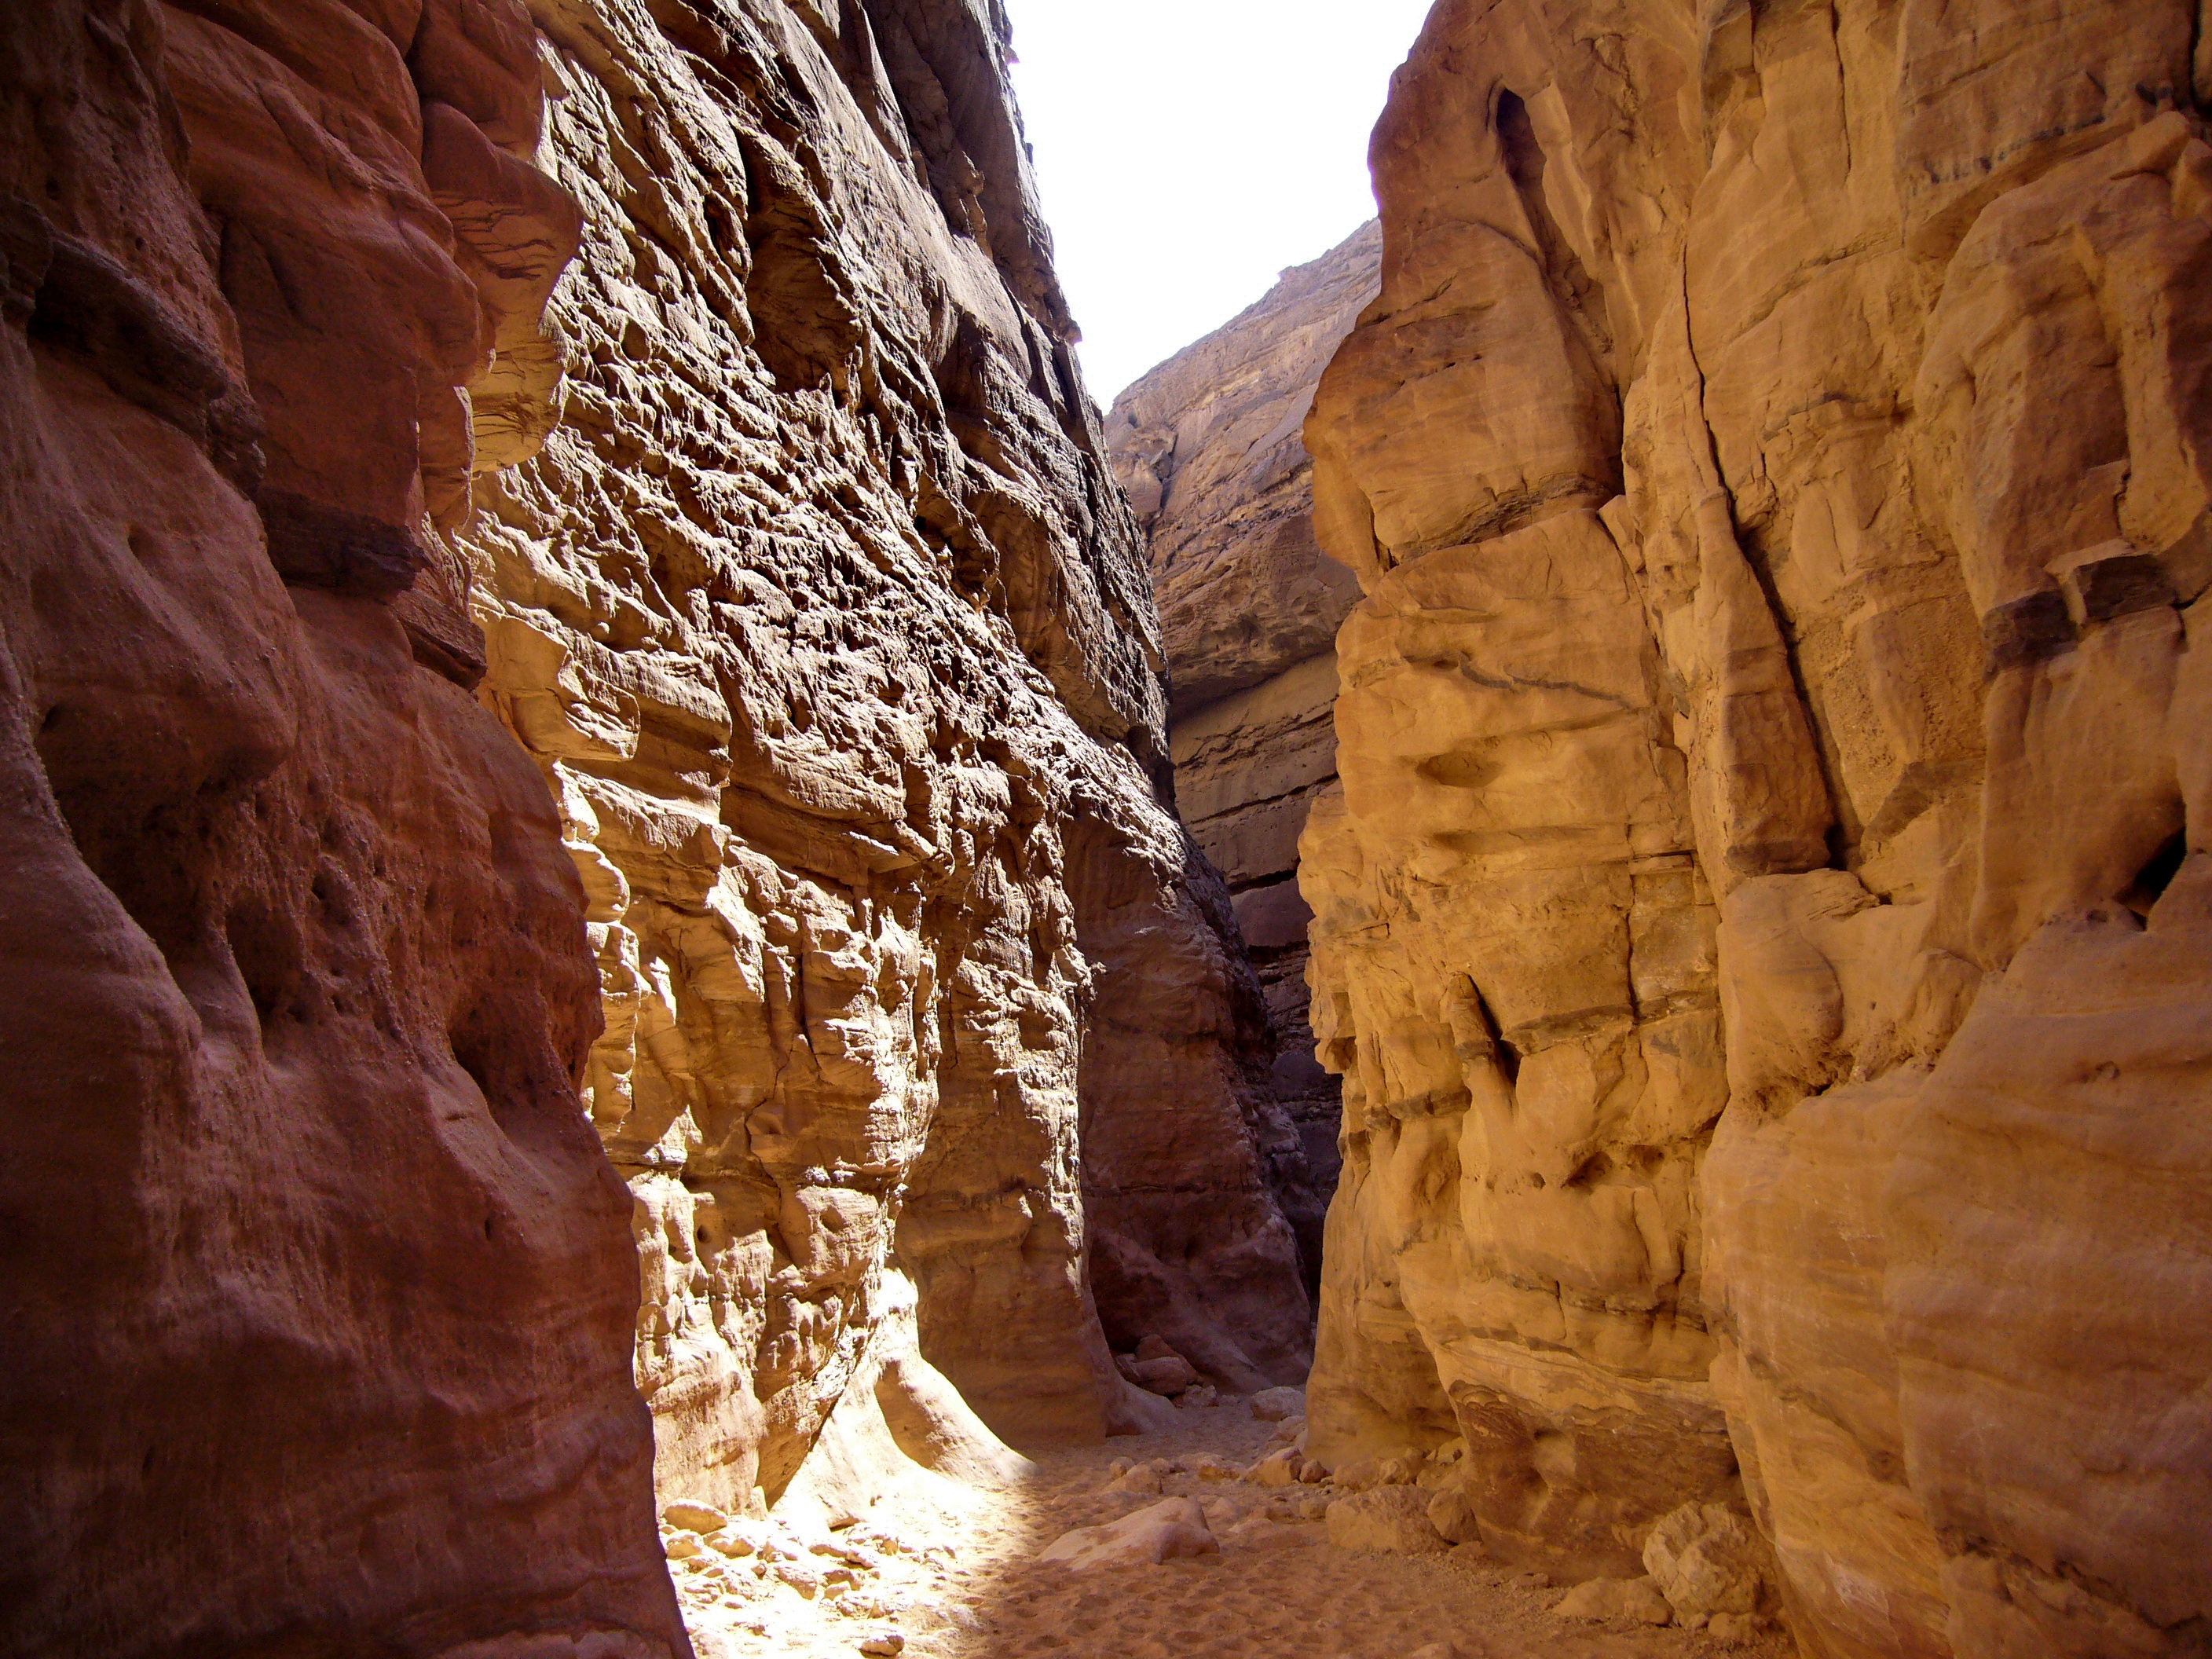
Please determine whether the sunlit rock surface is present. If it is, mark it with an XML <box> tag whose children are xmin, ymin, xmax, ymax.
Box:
<box><xmin>463</xmin><ymin>0</ymin><xmax>1313</xmax><ymax>1517</ymax></box>
<box><xmin>1107</xmin><ymin>224</ymin><xmax>1381</xmax><ymax>1285</ymax></box>
<box><xmin>3</xmin><ymin>0</ymin><xmax>1315</xmax><ymax>1643</ymax></box>
<box><xmin>1301</xmin><ymin>2</ymin><xmax>2212</xmax><ymax>1654</ymax></box>
<box><xmin>0</xmin><ymin>1</ymin><xmax>684</xmax><ymax>1653</ymax></box>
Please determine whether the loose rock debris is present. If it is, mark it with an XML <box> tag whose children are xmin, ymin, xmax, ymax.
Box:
<box><xmin>676</xmin><ymin>1401</ymin><xmax>1796</xmax><ymax>1659</ymax></box>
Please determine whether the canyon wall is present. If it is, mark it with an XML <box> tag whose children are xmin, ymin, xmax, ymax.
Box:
<box><xmin>463</xmin><ymin>0</ymin><xmax>1313</xmax><ymax>1522</ymax></box>
<box><xmin>1107</xmin><ymin>222</ymin><xmax>1380</xmax><ymax>1284</ymax></box>
<box><xmin>2</xmin><ymin>0</ymin><xmax>1311</xmax><ymax>1647</ymax></box>
<box><xmin>1302</xmin><ymin>2</ymin><xmax>2212</xmax><ymax>1656</ymax></box>
<box><xmin>0</xmin><ymin>1</ymin><xmax>687</xmax><ymax>1654</ymax></box>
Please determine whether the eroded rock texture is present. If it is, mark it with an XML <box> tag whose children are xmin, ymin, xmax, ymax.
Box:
<box><xmin>1302</xmin><ymin>4</ymin><xmax>2212</xmax><ymax>1655</ymax></box>
<box><xmin>463</xmin><ymin>0</ymin><xmax>1312</xmax><ymax>1518</ymax></box>
<box><xmin>0</xmin><ymin>1</ymin><xmax>686</xmax><ymax>1654</ymax></box>
<box><xmin>1107</xmin><ymin>224</ymin><xmax>1380</xmax><ymax>1284</ymax></box>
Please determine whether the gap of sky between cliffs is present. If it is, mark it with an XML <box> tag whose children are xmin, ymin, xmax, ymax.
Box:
<box><xmin>1002</xmin><ymin>0</ymin><xmax>1434</xmax><ymax>402</ymax></box>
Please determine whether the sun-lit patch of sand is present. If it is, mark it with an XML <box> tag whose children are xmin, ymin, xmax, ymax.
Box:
<box><xmin>677</xmin><ymin>1406</ymin><xmax>1796</xmax><ymax>1659</ymax></box>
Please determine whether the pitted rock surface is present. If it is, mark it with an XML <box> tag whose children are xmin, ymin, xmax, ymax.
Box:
<box><xmin>2</xmin><ymin>0</ymin><xmax>1313</xmax><ymax>1647</ymax></box>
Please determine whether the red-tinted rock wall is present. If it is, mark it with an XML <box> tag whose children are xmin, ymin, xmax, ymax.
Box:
<box><xmin>0</xmin><ymin>2</ymin><xmax>683</xmax><ymax>1653</ymax></box>
<box><xmin>2</xmin><ymin>1</ymin><xmax>1324</xmax><ymax>1646</ymax></box>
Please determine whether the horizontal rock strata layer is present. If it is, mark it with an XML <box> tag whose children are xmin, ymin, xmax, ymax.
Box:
<box><xmin>0</xmin><ymin>0</ymin><xmax>684</xmax><ymax>1653</ymax></box>
<box><xmin>1300</xmin><ymin>4</ymin><xmax>2212</xmax><ymax>1657</ymax></box>
<box><xmin>463</xmin><ymin>0</ymin><xmax>1314</xmax><ymax>1520</ymax></box>
<box><xmin>1108</xmin><ymin>223</ymin><xmax>1381</xmax><ymax>1285</ymax></box>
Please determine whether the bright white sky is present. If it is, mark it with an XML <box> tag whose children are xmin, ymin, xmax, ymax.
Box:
<box><xmin>1001</xmin><ymin>0</ymin><xmax>1435</xmax><ymax>404</ymax></box>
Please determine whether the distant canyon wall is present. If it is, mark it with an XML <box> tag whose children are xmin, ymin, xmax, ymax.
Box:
<box><xmin>1108</xmin><ymin>222</ymin><xmax>1381</xmax><ymax>1285</ymax></box>
<box><xmin>0</xmin><ymin>0</ymin><xmax>683</xmax><ymax>1653</ymax></box>
<box><xmin>1302</xmin><ymin>2</ymin><xmax>2212</xmax><ymax>1656</ymax></box>
<box><xmin>463</xmin><ymin>0</ymin><xmax>1313</xmax><ymax>1519</ymax></box>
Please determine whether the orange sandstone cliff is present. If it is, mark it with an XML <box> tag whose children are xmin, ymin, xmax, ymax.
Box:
<box><xmin>1107</xmin><ymin>222</ymin><xmax>1382</xmax><ymax>1286</ymax></box>
<box><xmin>465</xmin><ymin>0</ymin><xmax>1313</xmax><ymax>1522</ymax></box>
<box><xmin>1301</xmin><ymin>2</ymin><xmax>2212</xmax><ymax>1654</ymax></box>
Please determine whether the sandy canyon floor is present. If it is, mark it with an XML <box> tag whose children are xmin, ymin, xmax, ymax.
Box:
<box><xmin>673</xmin><ymin>1407</ymin><xmax>1795</xmax><ymax>1659</ymax></box>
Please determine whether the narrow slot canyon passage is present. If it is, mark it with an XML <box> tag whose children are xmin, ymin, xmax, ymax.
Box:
<box><xmin>3</xmin><ymin>2</ymin><xmax>2208</xmax><ymax>1659</ymax></box>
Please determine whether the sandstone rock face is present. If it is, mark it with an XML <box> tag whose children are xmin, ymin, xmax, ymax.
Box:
<box><xmin>0</xmin><ymin>2</ymin><xmax>684</xmax><ymax>1654</ymax></box>
<box><xmin>1302</xmin><ymin>4</ymin><xmax>2212</xmax><ymax>1655</ymax></box>
<box><xmin>462</xmin><ymin>0</ymin><xmax>1312</xmax><ymax>1516</ymax></box>
<box><xmin>1108</xmin><ymin>224</ymin><xmax>1381</xmax><ymax>1282</ymax></box>
<box><xmin>1111</xmin><ymin>224</ymin><xmax>1379</xmax><ymax>721</ymax></box>
<box><xmin>1643</xmin><ymin>1502</ymin><xmax>1773</xmax><ymax>1622</ymax></box>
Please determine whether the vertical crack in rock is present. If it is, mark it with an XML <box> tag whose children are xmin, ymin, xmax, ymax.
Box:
<box><xmin>1301</xmin><ymin>2</ymin><xmax>2212</xmax><ymax>1654</ymax></box>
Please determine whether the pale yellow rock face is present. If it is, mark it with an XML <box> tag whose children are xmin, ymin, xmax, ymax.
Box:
<box><xmin>459</xmin><ymin>0</ymin><xmax>1310</xmax><ymax>1514</ymax></box>
<box><xmin>1108</xmin><ymin>225</ymin><xmax>1382</xmax><ymax>1280</ymax></box>
<box><xmin>1301</xmin><ymin>3</ymin><xmax>2212</xmax><ymax>1654</ymax></box>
